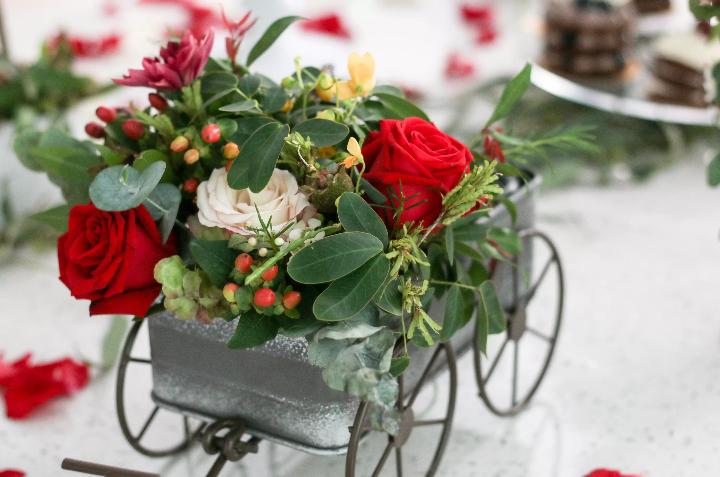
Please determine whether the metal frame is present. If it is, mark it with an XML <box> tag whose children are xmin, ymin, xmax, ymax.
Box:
<box><xmin>474</xmin><ymin>229</ymin><xmax>565</xmax><ymax>416</ymax></box>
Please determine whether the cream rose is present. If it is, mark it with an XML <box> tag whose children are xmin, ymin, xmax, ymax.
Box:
<box><xmin>196</xmin><ymin>167</ymin><xmax>316</xmax><ymax>235</ymax></box>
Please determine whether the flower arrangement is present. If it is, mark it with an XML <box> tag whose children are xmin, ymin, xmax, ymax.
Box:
<box><xmin>16</xmin><ymin>14</ymin><xmax>584</xmax><ymax>431</ymax></box>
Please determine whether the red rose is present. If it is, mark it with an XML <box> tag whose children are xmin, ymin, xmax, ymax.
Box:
<box><xmin>361</xmin><ymin>117</ymin><xmax>473</xmax><ymax>229</ymax></box>
<box><xmin>58</xmin><ymin>204</ymin><xmax>178</xmax><ymax>317</ymax></box>
<box><xmin>0</xmin><ymin>355</ymin><xmax>89</xmax><ymax>420</ymax></box>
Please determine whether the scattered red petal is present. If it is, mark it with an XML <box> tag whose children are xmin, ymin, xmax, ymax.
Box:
<box><xmin>140</xmin><ymin>0</ymin><xmax>223</xmax><ymax>37</ymax></box>
<box><xmin>48</xmin><ymin>33</ymin><xmax>122</xmax><ymax>58</ymax></box>
<box><xmin>445</xmin><ymin>53</ymin><xmax>476</xmax><ymax>80</ymax></box>
<box><xmin>1</xmin><ymin>356</ymin><xmax>89</xmax><ymax>420</ymax></box>
<box><xmin>103</xmin><ymin>1</ymin><xmax>119</xmax><ymax>16</ymax></box>
<box><xmin>461</xmin><ymin>4</ymin><xmax>493</xmax><ymax>23</ymax></box>
<box><xmin>476</xmin><ymin>28</ymin><xmax>497</xmax><ymax>45</ymax></box>
<box><xmin>0</xmin><ymin>354</ymin><xmax>32</xmax><ymax>387</ymax></box>
<box><xmin>0</xmin><ymin>470</ymin><xmax>26</xmax><ymax>477</ymax></box>
<box><xmin>301</xmin><ymin>14</ymin><xmax>352</xmax><ymax>39</ymax></box>
<box><xmin>584</xmin><ymin>470</ymin><xmax>642</xmax><ymax>477</ymax></box>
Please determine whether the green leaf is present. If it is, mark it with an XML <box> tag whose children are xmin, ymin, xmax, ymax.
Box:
<box><xmin>96</xmin><ymin>144</ymin><xmax>125</xmax><ymax>166</ymax></box>
<box><xmin>227</xmin><ymin>122</ymin><xmax>289</xmax><ymax>192</ymax></box>
<box><xmin>219</xmin><ymin>100</ymin><xmax>256</xmax><ymax>112</ymax></box>
<box><xmin>143</xmin><ymin>183</ymin><xmax>181</xmax><ymax>243</ymax></box>
<box><xmin>227</xmin><ymin>310</ymin><xmax>280</xmax><ymax>349</ymax></box>
<box><xmin>89</xmin><ymin>162</ymin><xmax>165</xmax><ymax>212</ymax></box>
<box><xmin>708</xmin><ymin>152</ymin><xmax>720</xmax><ymax>187</ymax></box>
<box><xmin>133</xmin><ymin>150</ymin><xmax>175</xmax><ymax>182</ymax></box>
<box><xmin>201</xmin><ymin>72</ymin><xmax>238</xmax><ymax>93</ymax></box>
<box><xmin>445</xmin><ymin>225</ymin><xmax>455</xmax><ymax>266</ymax></box>
<box><xmin>373</xmin><ymin>92</ymin><xmax>430</xmax><ymax>122</ymax></box>
<box><xmin>29</xmin><ymin>147</ymin><xmax>100</xmax><ymax>184</ymax></box>
<box><xmin>439</xmin><ymin>285</ymin><xmax>464</xmax><ymax>342</ymax></box>
<box><xmin>495</xmin><ymin>197</ymin><xmax>518</xmax><ymax>225</ymax></box>
<box><xmin>288</xmin><ymin>232</ymin><xmax>384</xmax><ymax>284</ymax></box>
<box><xmin>292</xmin><ymin>119</ymin><xmax>350</xmax><ymax>147</ymax></box>
<box><xmin>337</xmin><ymin>192</ymin><xmax>388</xmax><ymax>247</ymax></box>
<box><xmin>370</xmin><ymin>85</ymin><xmax>405</xmax><ymax>98</ymax></box>
<box><xmin>191</xmin><ymin>88</ymin><xmax>235</xmax><ymax>122</ymax></box>
<box><xmin>13</xmin><ymin>130</ymin><xmax>43</xmax><ymax>171</ymax></box>
<box><xmin>262</xmin><ymin>86</ymin><xmax>289</xmax><ymax>113</ymax></box>
<box><xmin>495</xmin><ymin>162</ymin><xmax>528</xmax><ymax>181</ymax></box>
<box><xmin>237</xmin><ymin>75</ymin><xmax>262</xmax><ymax>97</ymax></box>
<box><xmin>189</xmin><ymin>239</ymin><xmax>236</xmax><ymax>289</ymax></box>
<box><xmin>389</xmin><ymin>356</ymin><xmax>410</xmax><ymax>377</ymax></box>
<box><xmin>373</xmin><ymin>277</ymin><xmax>403</xmax><ymax>315</ymax></box>
<box><xmin>29</xmin><ymin>204</ymin><xmax>72</xmax><ymax>233</ymax></box>
<box><xmin>453</xmin><ymin>222</ymin><xmax>490</xmax><ymax>242</ymax></box>
<box><xmin>38</xmin><ymin>127</ymin><xmax>85</xmax><ymax>149</ymax></box>
<box><xmin>247</xmin><ymin>16</ymin><xmax>304</xmax><ymax>67</ymax></box>
<box><xmin>359</xmin><ymin>178</ymin><xmax>385</xmax><ymax>204</ymax></box>
<box><xmin>468</xmin><ymin>260</ymin><xmax>489</xmax><ymax>287</ymax></box>
<box><xmin>478</xmin><ymin>281</ymin><xmax>506</xmax><ymax>348</ymax></box>
<box><xmin>485</xmin><ymin>63</ymin><xmax>532</xmax><ymax>127</ymax></box>
<box><xmin>217</xmin><ymin>118</ymin><xmax>238</xmax><ymax>139</ymax></box>
<box><xmin>488</xmin><ymin>227</ymin><xmax>521</xmax><ymax>256</ymax></box>
<box><xmin>228</xmin><ymin>117</ymin><xmax>275</xmax><ymax>148</ymax></box>
<box><xmin>100</xmin><ymin>315</ymin><xmax>129</xmax><ymax>370</ymax></box>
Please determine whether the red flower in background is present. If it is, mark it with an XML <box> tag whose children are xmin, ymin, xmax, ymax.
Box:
<box><xmin>223</xmin><ymin>10</ymin><xmax>257</xmax><ymax>67</ymax></box>
<box><xmin>483</xmin><ymin>126</ymin><xmax>505</xmax><ymax>163</ymax></box>
<box><xmin>140</xmin><ymin>0</ymin><xmax>223</xmax><ymax>38</ymax></box>
<box><xmin>114</xmin><ymin>29</ymin><xmax>213</xmax><ymax>90</ymax></box>
<box><xmin>58</xmin><ymin>204</ymin><xmax>178</xmax><ymax>317</ymax></box>
<box><xmin>362</xmin><ymin>118</ymin><xmax>474</xmax><ymax>230</ymax></box>
<box><xmin>301</xmin><ymin>14</ymin><xmax>352</xmax><ymax>39</ymax></box>
<box><xmin>460</xmin><ymin>3</ymin><xmax>498</xmax><ymax>45</ymax></box>
<box><xmin>445</xmin><ymin>53</ymin><xmax>476</xmax><ymax>80</ymax></box>
<box><xmin>584</xmin><ymin>470</ymin><xmax>642</xmax><ymax>477</ymax></box>
<box><xmin>0</xmin><ymin>471</ymin><xmax>25</xmax><ymax>477</ymax></box>
<box><xmin>0</xmin><ymin>355</ymin><xmax>89</xmax><ymax>420</ymax></box>
<box><xmin>49</xmin><ymin>33</ymin><xmax>122</xmax><ymax>59</ymax></box>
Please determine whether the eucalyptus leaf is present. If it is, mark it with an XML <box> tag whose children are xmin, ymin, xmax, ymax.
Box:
<box><xmin>337</xmin><ymin>192</ymin><xmax>388</xmax><ymax>247</ymax></box>
<box><xmin>189</xmin><ymin>239</ymin><xmax>236</xmax><ymax>288</ymax></box>
<box><xmin>373</xmin><ymin>92</ymin><xmax>430</xmax><ymax>122</ymax></box>
<box><xmin>292</xmin><ymin>119</ymin><xmax>349</xmax><ymax>147</ymax></box>
<box><xmin>227</xmin><ymin>311</ymin><xmax>280</xmax><ymax>349</ymax></box>
<box><xmin>143</xmin><ymin>183</ymin><xmax>181</xmax><ymax>243</ymax></box>
<box><xmin>485</xmin><ymin>63</ymin><xmax>531</xmax><ymax>127</ymax></box>
<box><xmin>247</xmin><ymin>16</ymin><xmax>304</xmax><ymax>67</ymax></box>
<box><xmin>201</xmin><ymin>72</ymin><xmax>239</xmax><ymax>93</ymax></box>
<box><xmin>439</xmin><ymin>285</ymin><xmax>464</xmax><ymax>342</ymax></box>
<box><xmin>227</xmin><ymin>122</ymin><xmax>289</xmax><ymax>192</ymax></box>
<box><xmin>288</xmin><ymin>232</ymin><xmax>384</xmax><ymax>284</ymax></box>
<box><xmin>313</xmin><ymin>254</ymin><xmax>390</xmax><ymax>321</ymax></box>
<box><xmin>89</xmin><ymin>162</ymin><xmax>165</xmax><ymax>212</ymax></box>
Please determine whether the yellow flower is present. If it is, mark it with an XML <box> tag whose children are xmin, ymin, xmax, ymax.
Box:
<box><xmin>343</xmin><ymin>137</ymin><xmax>364</xmax><ymax>169</ymax></box>
<box><xmin>337</xmin><ymin>52</ymin><xmax>376</xmax><ymax>100</ymax></box>
<box><xmin>316</xmin><ymin>72</ymin><xmax>337</xmax><ymax>102</ymax></box>
<box><xmin>318</xmin><ymin>146</ymin><xmax>337</xmax><ymax>159</ymax></box>
<box><xmin>316</xmin><ymin>109</ymin><xmax>336</xmax><ymax>121</ymax></box>
<box><xmin>281</xmin><ymin>98</ymin><xmax>294</xmax><ymax>112</ymax></box>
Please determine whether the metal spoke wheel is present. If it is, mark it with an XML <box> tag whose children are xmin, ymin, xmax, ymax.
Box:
<box><xmin>474</xmin><ymin>229</ymin><xmax>564</xmax><ymax>416</ymax></box>
<box><xmin>345</xmin><ymin>342</ymin><xmax>457</xmax><ymax>477</ymax></box>
<box><xmin>116</xmin><ymin>319</ymin><xmax>200</xmax><ymax>457</ymax></box>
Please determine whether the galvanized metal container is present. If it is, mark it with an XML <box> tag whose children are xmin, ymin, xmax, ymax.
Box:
<box><xmin>148</xmin><ymin>171</ymin><xmax>540</xmax><ymax>455</ymax></box>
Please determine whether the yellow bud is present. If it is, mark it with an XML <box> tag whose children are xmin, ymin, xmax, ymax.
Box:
<box><xmin>184</xmin><ymin>149</ymin><xmax>200</xmax><ymax>164</ymax></box>
<box><xmin>316</xmin><ymin>110</ymin><xmax>336</xmax><ymax>121</ymax></box>
<box><xmin>281</xmin><ymin>99</ymin><xmax>294</xmax><ymax>112</ymax></box>
<box><xmin>316</xmin><ymin>73</ymin><xmax>337</xmax><ymax>102</ymax></box>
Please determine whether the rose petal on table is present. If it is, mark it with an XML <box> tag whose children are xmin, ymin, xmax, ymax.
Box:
<box><xmin>0</xmin><ymin>354</ymin><xmax>32</xmax><ymax>387</ymax></box>
<box><xmin>0</xmin><ymin>470</ymin><xmax>26</xmax><ymax>477</ymax></box>
<box><xmin>301</xmin><ymin>14</ymin><xmax>352</xmax><ymax>39</ymax></box>
<box><xmin>584</xmin><ymin>470</ymin><xmax>643</xmax><ymax>477</ymax></box>
<box><xmin>48</xmin><ymin>33</ymin><xmax>122</xmax><ymax>58</ymax></box>
<box><xmin>445</xmin><ymin>53</ymin><xmax>476</xmax><ymax>80</ymax></box>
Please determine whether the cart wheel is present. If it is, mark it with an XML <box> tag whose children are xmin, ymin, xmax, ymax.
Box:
<box><xmin>345</xmin><ymin>342</ymin><xmax>457</xmax><ymax>477</ymax></box>
<box><xmin>116</xmin><ymin>319</ymin><xmax>199</xmax><ymax>457</ymax></box>
<box><xmin>474</xmin><ymin>229</ymin><xmax>564</xmax><ymax>417</ymax></box>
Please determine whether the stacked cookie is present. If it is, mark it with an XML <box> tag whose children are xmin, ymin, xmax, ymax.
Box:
<box><xmin>543</xmin><ymin>0</ymin><xmax>637</xmax><ymax>77</ymax></box>
<box><xmin>648</xmin><ymin>32</ymin><xmax>720</xmax><ymax>107</ymax></box>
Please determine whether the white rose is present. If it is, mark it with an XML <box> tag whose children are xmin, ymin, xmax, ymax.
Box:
<box><xmin>196</xmin><ymin>167</ymin><xmax>316</xmax><ymax>236</ymax></box>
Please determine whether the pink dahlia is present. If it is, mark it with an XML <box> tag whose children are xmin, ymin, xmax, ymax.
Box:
<box><xmin>113</xmin><ymin>29</ymin><xmax>214</xmax><ymax>90</ymax></box>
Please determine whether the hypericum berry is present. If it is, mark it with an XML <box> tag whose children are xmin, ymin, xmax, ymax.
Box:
<box><xmin>258</xmin><ymin>247</ymin><xmax>268</xmax><ymax>257</ymax></box>
<box><xmin>224</xmin><ymin>142</ymin><xmax>239</xmax><ymax>159</ymax></box>
<box><xmin>95</xmin><ymin>106</ymin><xmax>116</xmax><ymax>123</ymax></box>
<box><xmin>225</xmin><ymin>160</ymin><xmax>234</xmax><ymax>173</ymax></box>
<box><xmin>261</xmin><ymin>265</ymin><xmax>278</xmax><ymax>281</ymax></box>
<box><xmin>202</xmin><ymin>124</ymin><xmax>222</xmax><ymax>143</ymax></box>
<box><xmin>122</xmin><ymin>119</ymin><xmax>145</xmax><ymax>140</ymax></box>
<box><xmin>235</xmin><ymin>253</ymin><xmax>253</xmax><ymax>273</ymax></box>
<box><xmin>171</xmin><ymin>136</ymin><xmax>190</xmax><ymax>153</ymax></box>
<box><xmin>85</xmin><ymin>122</ymin><xmax>105</xmax><ymax>138</ymax></box>
<box><xmin>254</xmin><ymin>288</ymin><xmax>276</xmax><ymax>308</ymax></box>
<box><xmin>223</xmin><ymin>283</ymin><xmax>239</xmax><ymax>302</ymax></box>
<box><xmin>148</xmin><ymin>93</ymin><xmax>169</xmax><ymax>111</ymax></box>
<box><xmin>183</xmin><ymin>178</ymin><xmax>199</xmax><ymax>194</ymax></box>
<box><xmin>184</xmin><ymin>149</ymin><xmax>200</xmax><ymax>164</ymax></box>
<box><xmin>283</xmin><ymin>291</ymin><xmax>301</xmax><ymax>309</ymax></box>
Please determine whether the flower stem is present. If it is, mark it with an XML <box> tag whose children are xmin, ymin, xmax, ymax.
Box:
<box><xmin>428</xmin><ymin>279</ymin><xmax>478</xmax><ymax>291</ymax></box>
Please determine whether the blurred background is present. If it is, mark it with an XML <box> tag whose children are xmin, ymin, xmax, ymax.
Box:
<box><xmin>1</xmin><ymin>0</ymin><xmax>719</xmax><ymax>476</ymax></box>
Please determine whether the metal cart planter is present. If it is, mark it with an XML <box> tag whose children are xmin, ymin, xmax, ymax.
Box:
<box><xmin>115</xmin><ymin>170</ymin><xmax>564</xmax><ymax>477</ymax></box>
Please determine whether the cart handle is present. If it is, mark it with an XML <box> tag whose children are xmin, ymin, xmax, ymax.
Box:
<box><xmin>61</xmin><ymin>458</ymin><xmax>160</xmax><ymax>477</ymax></box>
